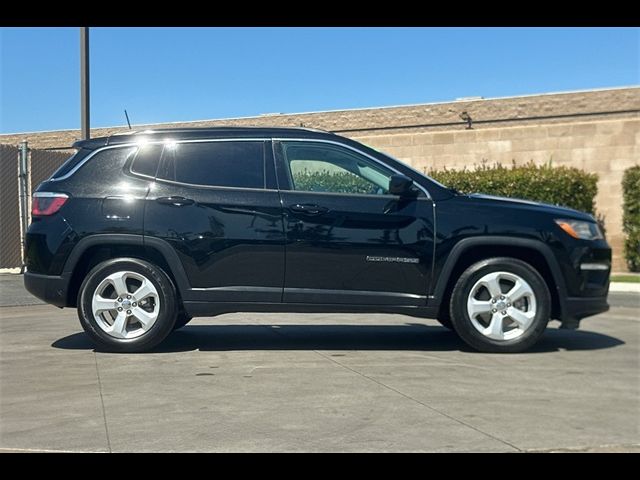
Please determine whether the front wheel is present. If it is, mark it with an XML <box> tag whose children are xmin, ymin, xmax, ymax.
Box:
<box><xmin>77</xmin><ymin>258</ymin><xmax>178</xmax><ymax>352</ymax></box>
<box><xmin>449</xmin><ymin>257</ymin><xmax>550</xmax><ymax>353</ymax></box>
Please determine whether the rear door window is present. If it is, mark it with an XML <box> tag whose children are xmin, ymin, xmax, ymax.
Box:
<box><xmin>157</xmin><ymin>141</ymin><xmax>265</xmax><ymax>189</ymax></box>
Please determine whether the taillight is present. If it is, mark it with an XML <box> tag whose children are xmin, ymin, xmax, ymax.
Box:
<box><xmin>32</xmin><ymin>192</ymin><xmax>69</xmax><ymax>216</ymax></box>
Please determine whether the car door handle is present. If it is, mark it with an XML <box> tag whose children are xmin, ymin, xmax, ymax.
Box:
<box><xmin>289</xmin><ymin>204</ymin><xmax>328</xmax><ymax>215</ymax></box>
<box><xmin>156</xmin><ymin>196</ymin><xmax>195</xmax><ymax>207</ymax></box>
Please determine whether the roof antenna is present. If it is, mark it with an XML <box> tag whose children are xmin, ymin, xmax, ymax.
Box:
<box><xmin>124</xmin><ymin>109</ymin><xmax>132</xmax><ymax>130</ymax></box>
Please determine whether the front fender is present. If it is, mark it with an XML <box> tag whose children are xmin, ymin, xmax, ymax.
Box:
<box><xmin>430</xmin><ymin>236</ymin><xmax>568</xmax><ymax>319</ymax></box>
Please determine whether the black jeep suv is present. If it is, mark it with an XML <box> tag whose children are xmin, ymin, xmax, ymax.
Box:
<box><xmin>24</xmin><ymin>127</ymin><xmax>611</xmax><ymax>353</ymax></box>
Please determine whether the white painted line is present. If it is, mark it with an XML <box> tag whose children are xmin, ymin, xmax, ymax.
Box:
<box><xmin>0</xmin><ymin>446</ymin><xmax>107</xmax><ymax>453</ymax></box>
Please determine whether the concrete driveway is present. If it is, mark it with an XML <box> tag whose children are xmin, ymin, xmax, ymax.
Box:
<box><xmin>0</xmin><ymin>274</ymin><xmax>638</xmax><ymax>452</ymax></box>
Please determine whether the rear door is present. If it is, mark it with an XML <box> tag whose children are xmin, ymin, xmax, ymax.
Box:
<box><xmin>144</xmin><ymin>139</ymin><xmax>285</xmax><ymax>303</ymax></box>
<box><xmin>274</xmin><ymin>139</ymin><xmax>435</xmax><ymax>306</ymax></box>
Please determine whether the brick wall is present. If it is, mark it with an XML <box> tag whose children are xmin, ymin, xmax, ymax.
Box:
<box><xmin>1</xmin><ymin>86</ymin><xmax>638</xmax><ymax>270</ymax></box>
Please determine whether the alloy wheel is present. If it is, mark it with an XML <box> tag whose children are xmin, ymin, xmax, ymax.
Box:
<box><xmin>91</xmin><ymin>270</ymin><xmax>160</xmax><ymax>339</ymax></box>
<box><xmin>466</xmin><ymin>271</ymin><xmax>537</xmax><ymax>341</ymax></box>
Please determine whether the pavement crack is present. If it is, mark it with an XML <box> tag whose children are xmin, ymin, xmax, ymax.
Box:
<box><xmin>93</xmin><ymin>352</ymin><xmax>113</xmax><ymax>453</ymax></box>
<box><xmin>314</xmin><ymin>350</ymin><xmax>522</xmax><ymax>452</ymax></box>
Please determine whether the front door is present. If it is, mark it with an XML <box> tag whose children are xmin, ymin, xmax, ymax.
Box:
<box><xmin>274</xmin><ymin>140</ymin><xmax>434</xmax><ymax>306</ymax></box>
<box><xmin>144</xmin><ymin>139</ymin><xmax>285</xmax><ymax>303</ymax></box>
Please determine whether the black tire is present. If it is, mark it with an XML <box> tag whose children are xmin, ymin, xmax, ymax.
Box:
<box><xmin>77</xmin><ymin>258</ymin><xmax>178</xmax><ymax>352</ymax></box>
<box><xmin>173</xmin><ymin>311</ymin><xmax>193</xmax><ymax>330</ymax></box>
<box><xmin>449</xmin><ymin>257</ymin><xmax>550</xmax><ymax>353</ymax></box>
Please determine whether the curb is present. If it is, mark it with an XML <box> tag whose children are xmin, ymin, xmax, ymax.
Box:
<box><xmin>609</xmin><ymin>283</ymin><xmax>640</xmax><ymax>293</ymax></box>
<box><xmin>0</xmin><ymin>268</ymin><xmax>21</xmax><ymax>274</ymax></box>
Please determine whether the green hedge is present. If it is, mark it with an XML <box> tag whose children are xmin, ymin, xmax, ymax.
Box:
<box><xmin>622</xmin><ymin>166</ymin><xmax>640</xmax><ymax>272</ymax></box>
<box><xmin>293</xmin><ymin>169</ymin><xmax>379</xmax><ymax>194</ymax></box>
<box><xmin>427</xmin><ymin>161</ymin><xmax>598</xmax><ymax>215</ymax></box>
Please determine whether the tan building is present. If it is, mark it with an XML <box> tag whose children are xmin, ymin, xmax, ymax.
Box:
<box><xmin>1</xmin><ymin>86</ymin><xmax>638</xmax><ymax>270</ymax></box>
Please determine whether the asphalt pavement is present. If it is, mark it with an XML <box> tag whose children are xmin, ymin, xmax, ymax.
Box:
<box><xmin>0</xmin><ymin>274</ymin><xmax>638</xmax><ymax>452</ymax></box>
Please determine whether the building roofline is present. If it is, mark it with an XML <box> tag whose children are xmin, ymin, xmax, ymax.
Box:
<box><xmin>2</xmin><ymin>85</ymin><xmax>638</xmax><ymax>137</ymax></box>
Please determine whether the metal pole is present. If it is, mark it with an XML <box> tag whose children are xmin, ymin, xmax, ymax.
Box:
<box><xmin>18</xmin><ymin>140</ymin><xmax>30</xmax><ymax>272</ymax></box>
<box><xmin>80</xmin><ymin>27</ymin><xmax>90</xmax><ymax>140</ymax></box>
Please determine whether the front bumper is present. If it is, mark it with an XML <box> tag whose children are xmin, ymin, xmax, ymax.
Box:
<box><xmin>24</xmin><ymin>271</ymin><xmax>69</xmax><ymax>307</ymax></box>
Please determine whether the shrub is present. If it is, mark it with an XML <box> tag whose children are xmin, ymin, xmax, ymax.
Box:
<box><xmin>293</xmin><ymin>169</ymin><xmax>379</xmax><ymax>194</ymax></box>
<box><xmin>622</xmin><ymin>166</ymin><xmax>640</xmax><ymax>272</ymax></box>
<box><xmin>426</xmin><ymin>160</ymin><xmax>598</xmax><ymax>215</ymax></box>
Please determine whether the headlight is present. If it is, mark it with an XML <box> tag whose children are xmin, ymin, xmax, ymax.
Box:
<box><xmin>554</xmin><ymin>219</ymin><xmax>603</xmax><ymax>240</ymax></box>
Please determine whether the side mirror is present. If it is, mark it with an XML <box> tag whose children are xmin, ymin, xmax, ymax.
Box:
<box><xmin>389</xmin><ymin>174</ymin><xmax>416</xmax><ymax>196</ymax></box>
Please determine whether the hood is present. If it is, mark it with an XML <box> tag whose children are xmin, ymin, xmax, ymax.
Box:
<box><xmin>466</xmin><ymin>193</ymin><xmax>596</xmax><ymax>222</ymax></box>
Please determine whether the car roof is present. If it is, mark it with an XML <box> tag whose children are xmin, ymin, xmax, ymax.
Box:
<box><xmin>73</xmin><ymin>126</ymin><xmax>339</xmax><ymax>149</ymax></box>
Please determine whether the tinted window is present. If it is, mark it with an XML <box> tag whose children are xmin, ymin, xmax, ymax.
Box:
<box><xmin>131</xmin><ymin>144</ymin><xmax>162</xmax><ymax>177</ymax></box>
<box><xmin>283</xmin><ymin>142</ymin><xmax>393</xmax><ymax>195</ymax></box>
<box><xmin>50</xmin><ymin>148</ymin><xmax>93</xmax><ymax>179</ymax></box>
<box><xmin>158</xmin><ymin>142</ymin><xmax>264</xmax><ymax>189</ymax></box>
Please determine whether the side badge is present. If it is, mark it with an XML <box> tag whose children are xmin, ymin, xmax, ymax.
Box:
<box><xmin>366</xmin><ymin>256</ymin><xmax>419</xmax><ymax>264</ymax></box>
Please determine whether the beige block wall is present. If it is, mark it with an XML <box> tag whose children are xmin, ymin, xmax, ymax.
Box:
<box><xmin>349</xmin><ymin>117</ymin><xmax>640</xmax><ymax>272</ymax></box>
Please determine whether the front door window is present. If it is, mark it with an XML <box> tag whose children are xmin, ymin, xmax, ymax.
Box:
<box><xmin>282</xmin><ymin>142</ymin><xmax>393</xmax><ymax>196</ymax></box>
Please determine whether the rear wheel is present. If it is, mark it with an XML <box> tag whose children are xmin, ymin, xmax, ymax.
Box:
<box><xmin>77</xmin><ymin>258</ymin><xmax>177</xmax><ymax>352</ymax></box>
<box><xmin>449</xmin><ymin>257</ymin><xmax>550</xmax><ymax>353</ymax></box>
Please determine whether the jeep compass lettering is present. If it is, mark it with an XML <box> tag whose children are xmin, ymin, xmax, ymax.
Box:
<box><xmin>24</xmin><ymin>128</ymin><xmax>611</xmax><ymax>353</ymax></box>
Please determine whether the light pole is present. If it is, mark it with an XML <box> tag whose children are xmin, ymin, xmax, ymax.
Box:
<box><xmin>80</xmin><ymin>27</ymin><xmax>90</xmax><ymax>140</ymax></box>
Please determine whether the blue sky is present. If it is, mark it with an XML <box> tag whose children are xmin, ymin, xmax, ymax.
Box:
<box><xmin>1</xmin><ymin>27</ymin><xmax>638</xmax><ymax>134</ymax></box>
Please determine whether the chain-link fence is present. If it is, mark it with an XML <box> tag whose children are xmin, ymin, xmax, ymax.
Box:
<box><xmin>0</xmin><ymin>145</ymin><xmax>21</xmax><ymax>269</ymax></box>
<box><xmin>0</xmin><ymin>143</ymin><xmax>72</xmax><ymax>269</ymax></box>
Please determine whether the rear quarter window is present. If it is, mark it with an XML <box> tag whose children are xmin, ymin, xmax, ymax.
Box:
<box><xmin>53</xmin><ymin>147</ymin><xmax>137</xmax><ymax>181</ymax></box>
<box><xmin>50</xmin><ymin>148</ymin><xmax>93</xmax><ymax>179</ymax></box>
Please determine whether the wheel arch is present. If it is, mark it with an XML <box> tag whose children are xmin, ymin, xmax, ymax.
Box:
<box><xmin>432</xmin><ymin>237</ymin><xmax>567</xmax><ymax>322</ymax></box>
<box><xmin>63</xmin><ymin>234</ymin><xmax>190</xmax><ymax>307</ymax></box>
